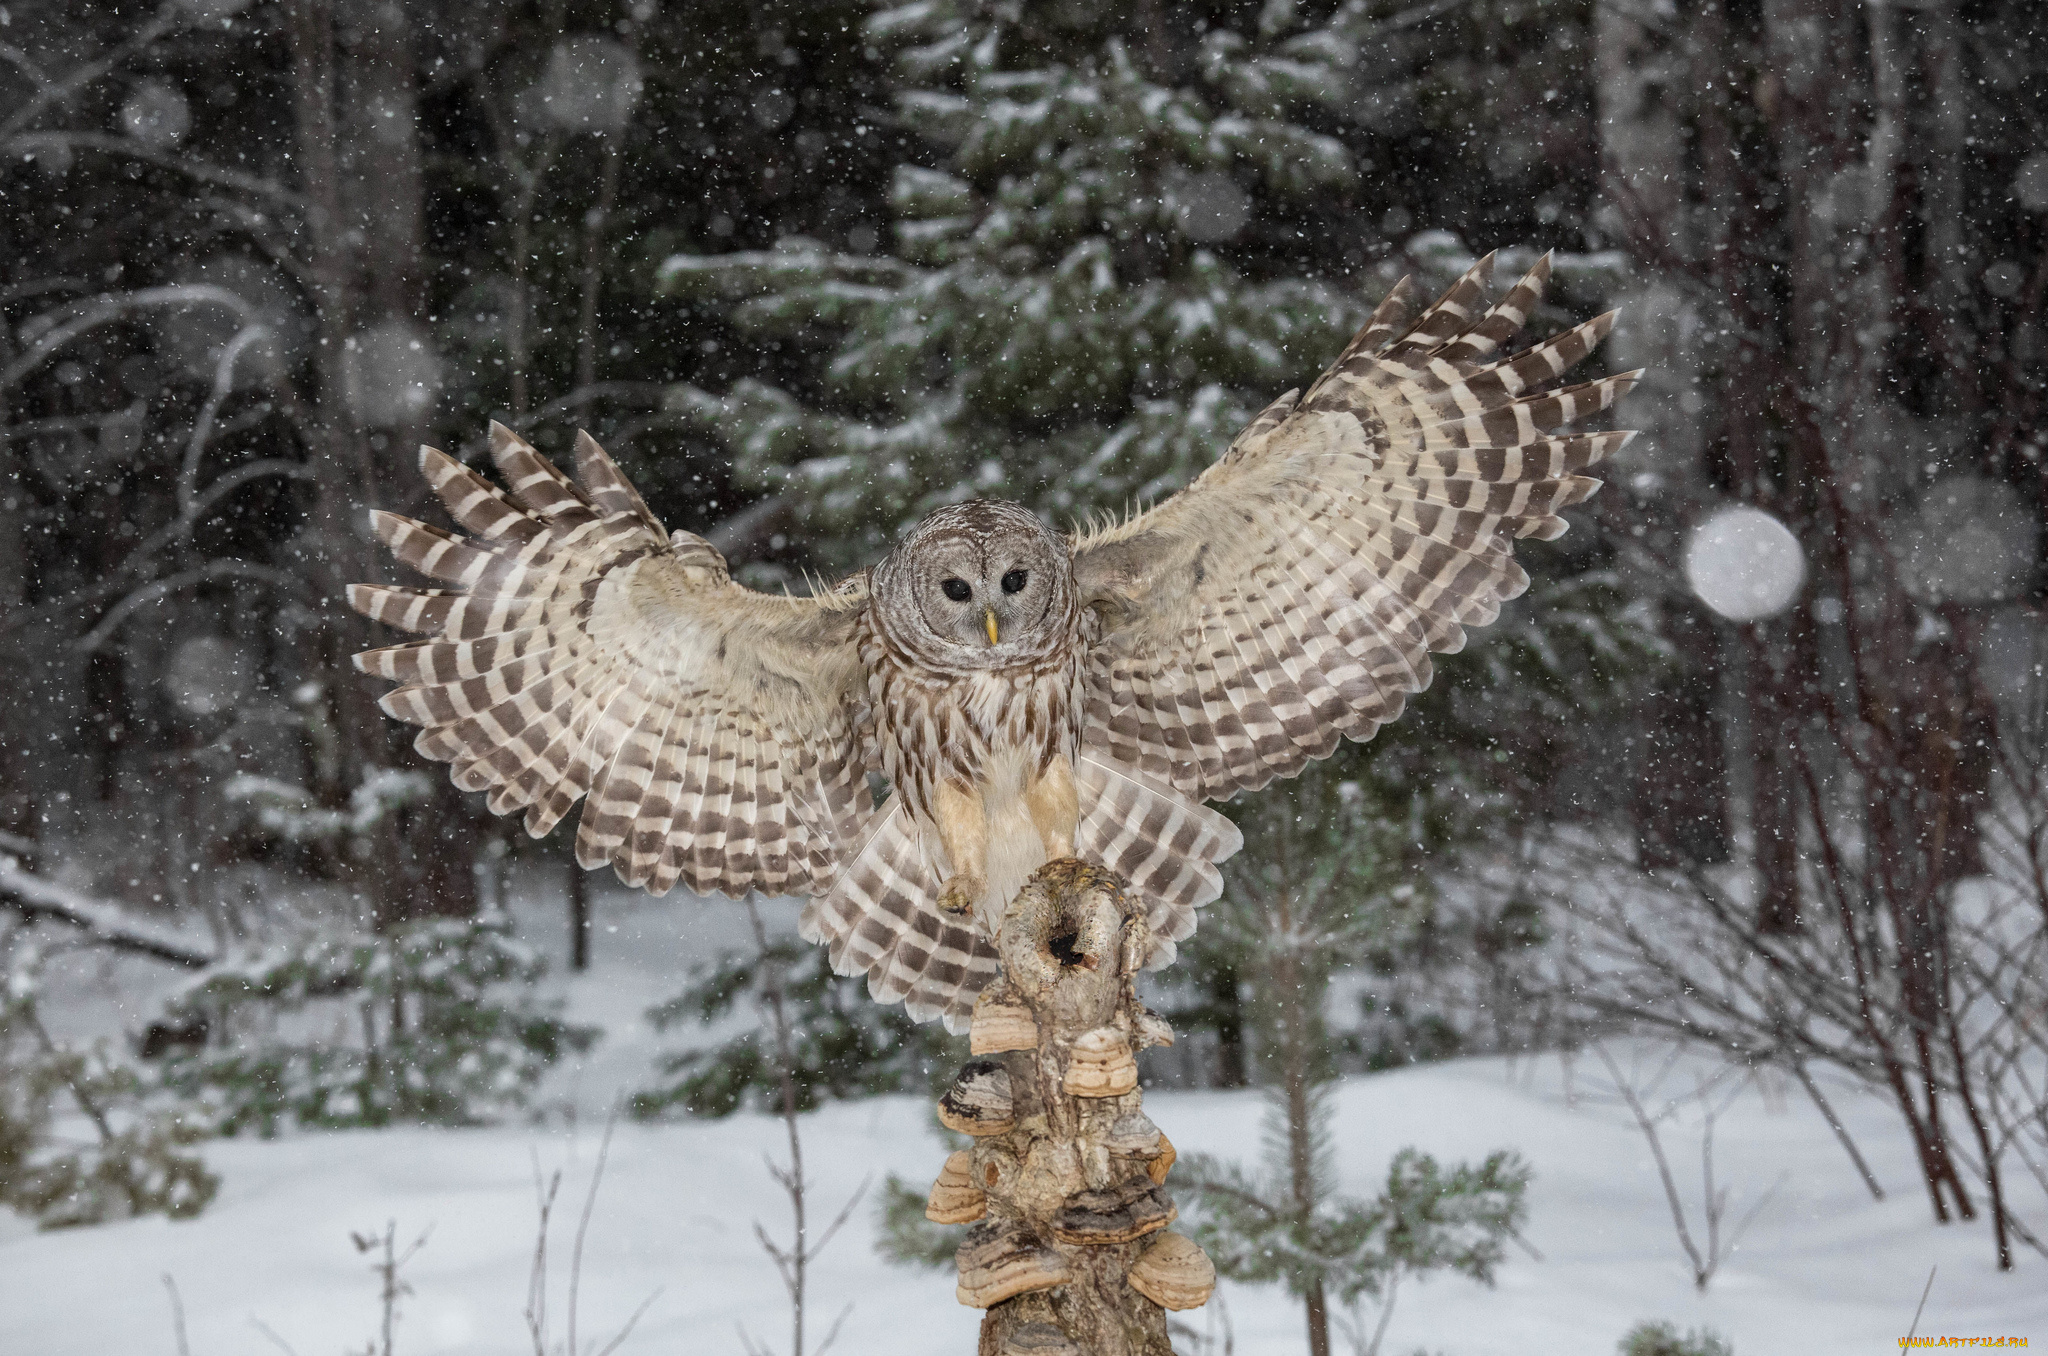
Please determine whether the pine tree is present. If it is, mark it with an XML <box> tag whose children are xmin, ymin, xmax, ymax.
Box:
<box><xmin>660</xmin><ymin>0</ymin><xmax>1397</xmax><ymax>571</ymax></box>
<box><xmin>1175</xmin><ymin>755</ymin><xmax>1533</xmax><ymax>1356</ymax></box>
<box><xmin>633</xmin><ymin>941</ymin><xmax>965</xmax><ymax>1119</ymax></box>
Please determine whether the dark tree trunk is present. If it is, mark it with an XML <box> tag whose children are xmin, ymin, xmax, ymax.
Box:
<box><xmin>569</xmin><ymin>861</ymin><xmax>590</xmax><ymax>972</ymax></box>
<box><xmin>286</xmin><ymin>0</ymin><xmax>477</xmax><ymax>929</ymax></box>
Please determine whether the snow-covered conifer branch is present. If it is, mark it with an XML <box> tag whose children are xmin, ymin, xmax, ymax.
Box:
<box><xmin>0</xmin><ymin>858</ymin><xmax>217</xmax><ymax>968</ymax></box>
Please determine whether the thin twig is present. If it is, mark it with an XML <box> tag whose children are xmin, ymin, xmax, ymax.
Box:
<box><xmin>811</xmin><ymin>1302</ymin><xmax>856</xmax><ymax>1356</ymax></box>
<box><xmin>592</xmin><ymin>1286</ymin><xmax>665</xmax><ymax>1356</ymax></box>
<box><xmin>1905</xmin><ymin>1266</ymin><xmax>1936</xmax><ymax>1346</ymax></box>
<box><xmin>568</xmin><ymin>1108</ymin><xmax>621</xmax><ymax>1356</ymax></box>
<box><xmin>1596</xmin><ymin>1043</ymin><xmax>1708</xmax><ymax>1286</ymax></box>
<box><xmin>251</xmin><ymin>1317</ymin><xmax>301</xmax><ymax>1356</ymax></box>
<box><xmin>525</xmin><ymin>1158</ymin><xmax>562</xmax><ymax>1356</ymax></box>
<box><xmin>162</xmin><ymin>1275</ymin><xmax>191</xmax><ymax>1356</ymax></box>
<box><xmin>1791</xmin><ymin>1062</ymin><xmax>1886</xmax><ymax>1200</ymax></box>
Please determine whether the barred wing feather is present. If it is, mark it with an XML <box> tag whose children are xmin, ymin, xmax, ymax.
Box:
<box><xmin>350</xmin><ymin>424</ymin><xmax>871</xmax><ymax>899</ymax></box>
<box><xmin>1071</xmin><ymin>253</ymin><xmax>1640</xmax><ymax>802</ymax></box>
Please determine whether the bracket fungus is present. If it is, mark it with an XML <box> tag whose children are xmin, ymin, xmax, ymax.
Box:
<box><xmin>1146</xmin><ymin>1131</ymin><xmax>1177</xmax><ymax>1186</ymax></box>
<box><xmin>970</xmin><ymin>986</ymin><xmax>1041</xmax><ymax>1055</ymax></box>
<box><xmin>926</xmin><ymin>1149</ymin><xmax>988</xmax><ymax>1225</ymax></box>
<box><xmin>938</xmin><ymin>1060</ymin><xmax>1016</xmax><ymax>1136</ymax></box>
<box><xmin>1062</xmin><ymin>1026</ymin><xmax>1138</xmax><ymax>1098</ymax></box>
<box><xmin>955</xmin><ymin>1219</ymin><xmax>1072</xmax><ymax>1309</ymax></box>
<box><xmin>933</xmin><ymin>859</ymin><xmax>1204</xmax><ymax>1354</ymax></box>
<box><xmin>1125</xmin><ymin>1232</ymin><xmax>1217</xmax><ymax>1311</ymax></box>
<box><xmin>1104</xmin><ymin>1111</ymin><xmax>1162</xmax><ymax>1158</ymax></box>
<box><xmin>1050</xmin><ymin>1177</ymin><xmax>1177</xmax><ymax>1245</ymax></box>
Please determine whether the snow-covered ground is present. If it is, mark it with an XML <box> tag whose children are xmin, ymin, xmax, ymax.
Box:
<box><xmin>9</xmin><ymin>871</ymin><xmax>2046</xmax><ymax>1353</ymax></box>
<box><xmin>5</xmin><ymin>1050</ymin><xmax>2045</xmax><ymax>1354</ymax></box>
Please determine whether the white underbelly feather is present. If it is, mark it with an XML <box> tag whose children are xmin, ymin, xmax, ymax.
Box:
<box><xmin>971</xmin><ymin>743</ymin><xmax>1050</xmax><ymax>938</ymax></box>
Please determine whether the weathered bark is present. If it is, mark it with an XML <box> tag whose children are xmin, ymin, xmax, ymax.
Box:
<box><xmin>933</xmin><ymin>860</ymin><xmax>1208</xmax><ymax>1356</ymax></box>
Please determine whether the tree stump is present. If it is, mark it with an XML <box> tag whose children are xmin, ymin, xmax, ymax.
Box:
<box><xmin>922</xmin><ymin>859</ymin><xmax>1216</xmax><ymax>1356</ymax></box>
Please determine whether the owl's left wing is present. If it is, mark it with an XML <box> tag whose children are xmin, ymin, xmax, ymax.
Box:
<box><xmin>1070</xmin><ymin>252</ymin><xmax>1640</xmax><ymax>802</ymax></box>
<box><xmin>350</xmin><ymin>424</ymin><xmax>873</xmax><ymax>899</ymax></box>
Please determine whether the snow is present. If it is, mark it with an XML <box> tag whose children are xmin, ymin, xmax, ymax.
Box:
<box><xmin>2017</xmin><ymin>155</ymin><xmax>2048</xmax><ymax>214</ymax></box>
<box><xmin>1900</xmin><ymin>476</ymin><xmax>2038</xmax><ymax>603</ymax></box>
<box><xmin>119</xmin><ymin>80</ymin><xmax>191</xmax><ymax>148</ymax></box>
<box><xmin>6</xmin><ymin>1045</ymin><xmax>2043</xmax><ymax>1353</ymax></box>
<box><xmin>164</xmin><ymin>636</ymin><xmax>253</xmax><ymax>717</ymax></box>
<box><xmin>1683</xmin><ymin>506</ymin><xmax>1805</xmax><ymax>622</ymax></box>
<box><xmin>343</xmin><ymin>321</ymin><xmax>443</xmax><ymax>428</ymax></box>
<box><xmin>11</xmin><ymin>876</ymin><xmax>2043</xmax><ymax>1351</ymax></box>
<box><xmin>537</xmin><ymin>37</ymin><xmax>643</xmax><ymax>134</ymax></box>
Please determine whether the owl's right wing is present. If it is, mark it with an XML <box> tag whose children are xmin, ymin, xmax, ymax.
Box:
<box><xmin>350</xmin><ymin>424</ymin><xmax>873</xmax><ymax>899</ymax></box>
<box><xmin>1069</xmin><ymin>252</ymin><xmax>1641</xmax><ymax>803</ymax></box>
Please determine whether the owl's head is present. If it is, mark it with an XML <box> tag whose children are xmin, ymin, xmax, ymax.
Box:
<box><xmin>872</xmin><ymin>500</ymin><xmax>1074</xmax><ymax>667</ymax></box>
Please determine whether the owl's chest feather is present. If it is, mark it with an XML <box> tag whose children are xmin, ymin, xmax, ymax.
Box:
<box><xmin>856</xmin><ymin>614</ymin><xmax>1085</xmax><ymax>819</ymax></box>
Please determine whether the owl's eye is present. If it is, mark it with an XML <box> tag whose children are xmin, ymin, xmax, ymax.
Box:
<box><xmin>1001</xmin><ymin>569</ymin><xmax>1028</xmax><ymax>594</ymax></box>
<box><xmin>941</xmin><ymin>578</ymin><xmax>973</xmax><ymax>602</ymax></box>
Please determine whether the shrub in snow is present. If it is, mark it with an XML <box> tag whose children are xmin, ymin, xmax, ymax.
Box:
<box><xmin>631</xmin><ymin>941</ymin><xmax>963</xmax><ymax>1119</ymax></box>
<box><xmin>1618</xmin><ymin>1320</ymin><xmax>1734</xmax><ymax>1356</ymax></box>
<box><xmin>1182</xmin><ymin>1134</ymin><xmax>1530</xmax><ymax>1346</ymax></box>
<box><xmin>151</xmin><ymin>916</ymin><xmax>598</xmax><ymax>1135</ymax></box>
<box><xmin>873</xmin><ymin>1169</ymin><xmax>967</xmax><ymax>1271</ymax></box>
<box><xmin>1</xmin><ymin>947</ymin><xmax>217</xmax><ymax>1229</ymax></box>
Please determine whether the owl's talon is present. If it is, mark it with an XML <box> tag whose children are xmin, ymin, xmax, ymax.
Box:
<box><xmin>937</xmin><ymin>874</ymin><xmax>983</xmax><ymax>916</ymax></box>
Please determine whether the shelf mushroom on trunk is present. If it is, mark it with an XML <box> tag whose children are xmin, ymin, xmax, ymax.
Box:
<box><xmin>919</xmin><ymin>859</ymin><xmax>1215</xmax><ymax>1356</ymax></box>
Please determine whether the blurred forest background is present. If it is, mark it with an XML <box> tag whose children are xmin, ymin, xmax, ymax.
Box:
<box><xmin>4</xmin><ymin>0</ymin><xmax>2048</xmax><ymax>1307</ymax></box>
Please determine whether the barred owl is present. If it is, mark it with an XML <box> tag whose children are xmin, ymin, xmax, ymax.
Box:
<box><xmin>350</xmin><ymin>252</ymin><xmax>1637</xmax><ymax>1024</ymax></box>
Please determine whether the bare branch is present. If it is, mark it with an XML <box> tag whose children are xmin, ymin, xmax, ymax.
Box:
<box><xmin>77</xmin><ymin>558</ymin><xmax>310</xmax><ymax>654</ymax></box>
<box><xmin>0</xmin><ymin>284</ymin><xmax>265</xmax><ymax>394</ymax></box>
<box><xmin>568</xmin><ymin>1110</ymin><xmax>620</xmax><ymax>1356</ymax></box>
<box><xmin>180</xmin><ymin>324</ymin><xmax>277</xmax><ymax>513</ymax></box>
<box><xmin>591</xmin><ymin>1287</ymin><xmax>664</xmax><ymax>1356</ymax></box>
<box><xmin>3</xmin><ymin>132</ymin><xmax>303</xmax><ymax>209</ymax></box>
<box><xmin>0</xmin><ymin>4</ymin><xmax>186</xmax><ymax>139</ymax></box>
<box><xmin>250</xmin><ymin>1318</ymin><xmax>301</xmax><ymax>1356</ymax></box>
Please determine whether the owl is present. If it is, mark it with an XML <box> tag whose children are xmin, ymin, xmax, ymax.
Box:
<box><xmin>350</xmin><ymin>252</ymin><xmax>1637</xmax><ymax>1023</ymax></box>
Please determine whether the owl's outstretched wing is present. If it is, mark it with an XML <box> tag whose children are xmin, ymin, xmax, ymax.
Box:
<box><xmin>350</xmin><ymin>424</ymin><xmax>872</xmax><ymax>899</ymax></box>
<box><xmin>1070</xmin><ymin>252</ymin><xmax>1640</xmax><ymax>802</ymax></box>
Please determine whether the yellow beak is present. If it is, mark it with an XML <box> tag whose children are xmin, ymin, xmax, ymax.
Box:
<box><xmin>985</xmin><ymin>609</ymin><xmax>1000</xmax><ymax>645</ymax></box>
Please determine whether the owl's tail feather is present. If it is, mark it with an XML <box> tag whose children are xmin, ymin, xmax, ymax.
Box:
<box><xmin>799</xmin><ymin>756</ymin><xmax>1242</xmax><ymax>1027</ymax></box>
<box><xmin>1075</xmin><ymin>753</ymin><xmax>1242</xmax><ymax>970</ymax></box>
<box><xmin>799</xmin><ymin>798</ymin><xmax>999</xmax><ymax>1031</ymax></box>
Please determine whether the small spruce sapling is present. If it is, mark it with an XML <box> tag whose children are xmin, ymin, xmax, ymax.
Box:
<box><xmin>873</xmin><ymin>1156</ymin><xmax>969</xmax><ymax>1271</ymax></box>
<box><xmin>151</xmin><ymin>916</ymin><xmax>597</xmax><ymax>1134</ymax></box>
<box><xmin>1617</xmin><ymin>1320</ymin><xmax>1734</xmax><ymax>1356</ymax></box>
<box><xmin>0</xmin><ymin>935</ymin><xmax>217</xmax><ymax>1228</ymax></box>
<box><xmin>1185</xmin><ymin>1119</ymin><xmax>1529</xmax><ymax>1356</ymax></box>
<box><xmin>633</xmin><ymin>939</ymin><xmax>963</xmax><ymax>1119</ymax></box>
<box><xmin>1179</xmin><ymin>757</ymin><xmax>1528</xmax><ymax>1356</ymax></box>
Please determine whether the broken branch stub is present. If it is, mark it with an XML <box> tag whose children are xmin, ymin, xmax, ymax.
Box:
<box><xmin>933</xmin><ymin>858</ymin><xmax>1213</xmax><ymax>1356</ymax></box>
